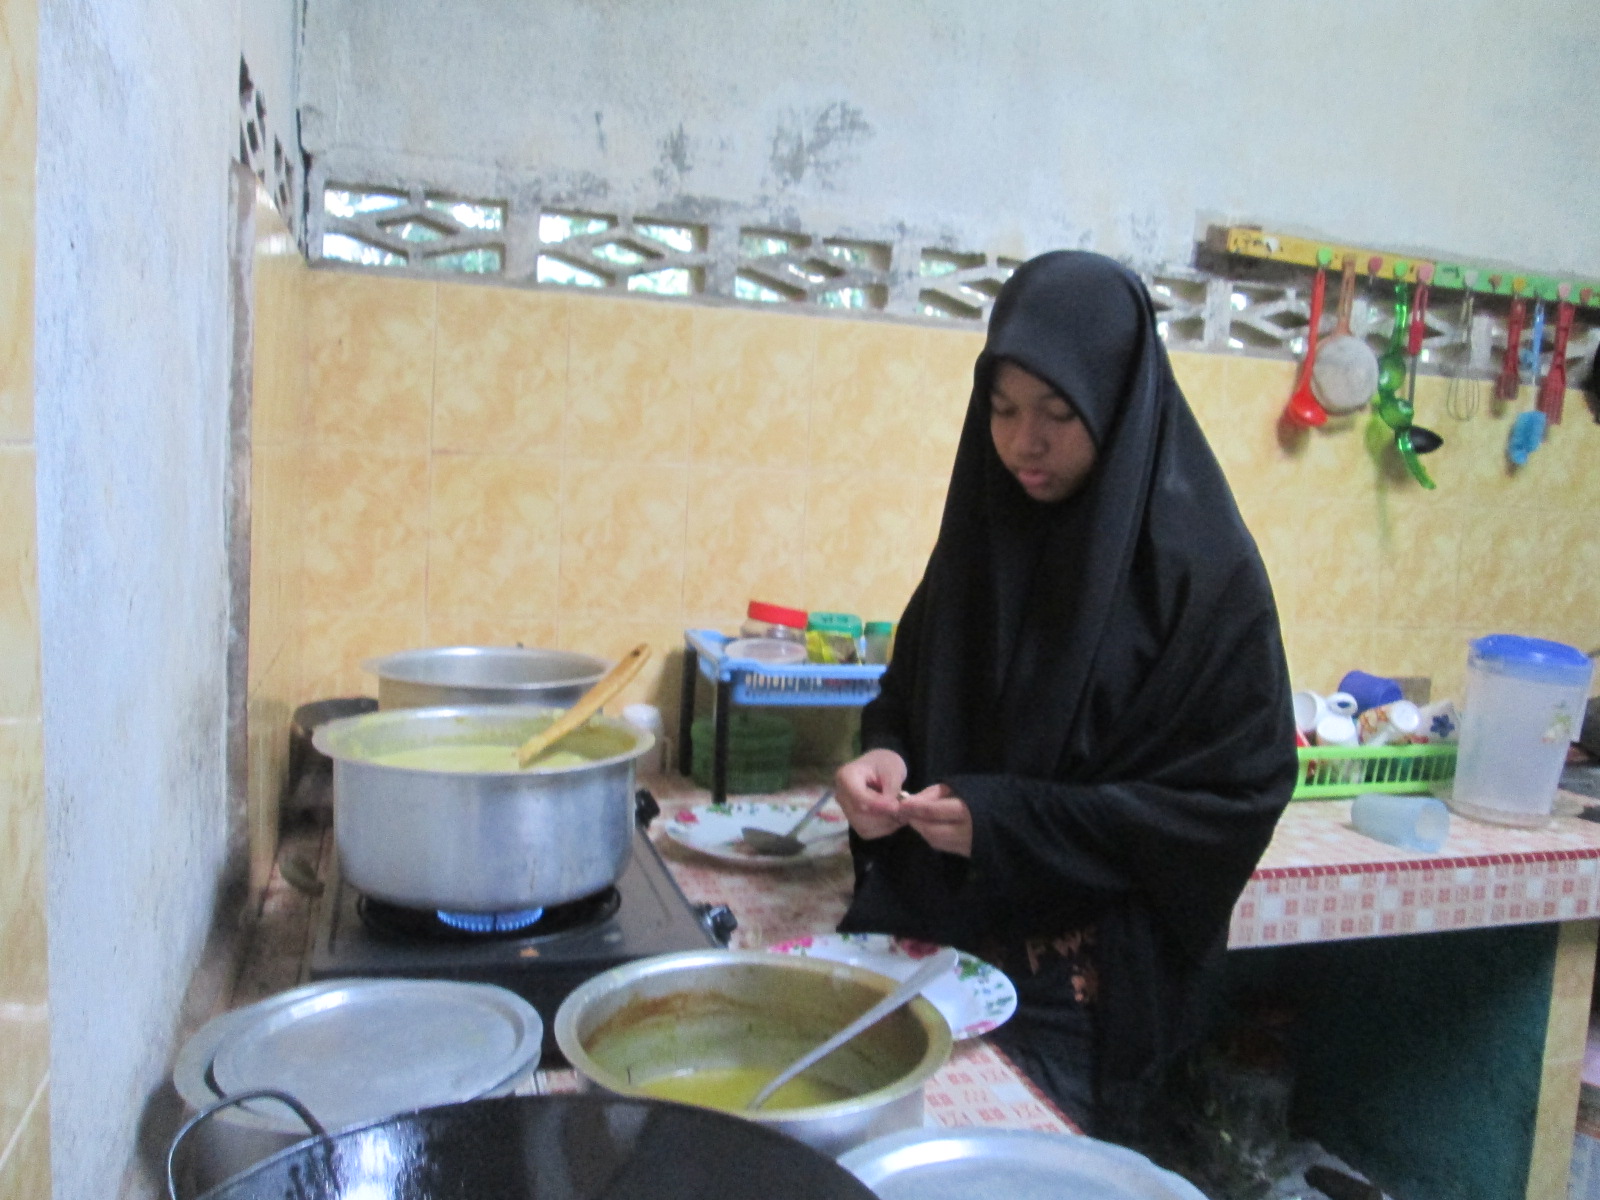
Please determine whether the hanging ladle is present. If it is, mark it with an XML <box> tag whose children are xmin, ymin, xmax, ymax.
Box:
<box><xmin>747</xmin><ymin>946</ymin><xmax>959</xmax><ymax>1111</ymax></box>
<box><xmin>742</xmin><ymin>789</ymin><xmax>836</xmax><ymax>857</ymax></box>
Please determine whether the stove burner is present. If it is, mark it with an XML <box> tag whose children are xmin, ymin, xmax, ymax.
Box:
<box><xmin>436</xmin><ymin>907</ymin><xmax>545</xmax><ymax>934</ymax></box>
<box><xmin>359</xmin><ymin>887</ymin><xmax>621</xmax><ymax>944</ymax></box>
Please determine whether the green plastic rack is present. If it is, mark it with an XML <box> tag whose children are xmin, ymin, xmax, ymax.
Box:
<box><xmin>1293</xmin><ymin>743</ymin><xmax>1457</xmax><ymax>800</ymax></box>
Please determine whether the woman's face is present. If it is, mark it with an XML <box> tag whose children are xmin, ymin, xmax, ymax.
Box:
<box><xmin>988</xmin><ymin>360</ymin><xmax>1097</xmax><ymax>503</ymax></box>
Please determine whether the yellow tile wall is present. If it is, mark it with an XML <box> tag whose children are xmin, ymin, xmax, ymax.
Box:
<box><xmin>296</xmin><ymin>268</ymin><xmax>1600</xmax><ymax>765</ymax></box>
<box><xmin>1179</xmin><ymin>353</ymin><xmax>1600</xmax><ymax>703</ymax></box>
<box><xmin>244</xmin><ymin>196</ymin><xmax>307</xmax><ymax>894</ymax></box>
<box><xmin>0</xmin><ymin>0</ymin><xmax>45</xmax><ymax>1193</ymax></box>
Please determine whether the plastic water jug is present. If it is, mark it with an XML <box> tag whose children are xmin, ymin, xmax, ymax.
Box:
<box><xmin>1450</xmin><ymin>635</ymin><xmax>1593</xmax><ymax>826</ymax></box>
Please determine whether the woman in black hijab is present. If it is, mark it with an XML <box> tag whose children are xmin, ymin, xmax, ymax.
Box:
<box><xmin>834</xmin><ymin>250</ymin><xmax>1297</xmax><ymax>1139</ymax></box>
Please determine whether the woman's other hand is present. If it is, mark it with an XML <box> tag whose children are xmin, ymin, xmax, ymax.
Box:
<box><xmin>834</xmin><ymin>749</ymin><xmax>909</xmax><ymax>840</ymax></box>
<box><xmin>899</xmin><ymin>784</ymin><xmax>973</xmax><ymax>857</ymax></box>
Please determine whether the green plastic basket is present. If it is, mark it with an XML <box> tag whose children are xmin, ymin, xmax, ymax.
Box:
<box><xmin>1293</xmin><ymin>743</ymin><xmax>1457</xmax><ymax>800</ymax></box>
<box><xmin>690</xmin><ymin>712</ymin><xmax>795</xmax><ymax>794</ymax></box>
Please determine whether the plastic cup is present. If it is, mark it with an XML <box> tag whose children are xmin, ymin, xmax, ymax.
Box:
<box><xmin>1292</xmin><ymin>690</ymin><xmax>1328</xmax><ymax>734</ymax></box>
<box><xmin>1325</xmin><ymin>692</ymin><xmax>1360</xmax><ymax>718</ymax></box>
<box><xmin>1314</xmin><ymin>712</ymin><xmax>1359</xmax><ymax>747</ymax></box>
<box><xmin>1351</xmin><ymin>793</ymin><xmax>1450</xmax><ymax>853</ymax></box>
<box><xmin>1338</xmin><ymin>670</ymin><xmax>1404</xmax><ymax>713</ymax></box>
<box><xmin>1357</xmin><ymin>700</ymin><xmax>1422</xmax><ymax>746</ymax></box>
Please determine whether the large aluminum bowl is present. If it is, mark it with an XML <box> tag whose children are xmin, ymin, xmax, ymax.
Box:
<box><xmin>554</xmin><ymin>950</ymin><xmax>952</xmax><ymax>1157</ymax></box>
<box><xmin>363</xmin><ymin>646</ymin><xmax>610</xmax><ymax>710</ymax></box>
<box><xmin>313</xmin><ymin>705</ymin><xmax>653</xmax><ymax>912</ymax></box>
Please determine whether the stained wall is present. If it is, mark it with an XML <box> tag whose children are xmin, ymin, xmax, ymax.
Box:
<box><xmin>34</xmin><ymin>1</ymin><xmax>241</xmax><ymax>1195</ymax></box>
<box><xmin>300</xmin><ymin>0</ymin><xmax>1600</xmax><ymax>276</ymax></box>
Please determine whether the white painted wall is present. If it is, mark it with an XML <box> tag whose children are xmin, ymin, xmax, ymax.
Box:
<box><xmin>302</xmin><ymin>0</ymin><xmax>1600</xmax><ymax>275</ymax></box>
<box><xmin>241</xmin><ymin>0</ymin><xmax>296</xmax><ymax>129</ymax></box>
<box><xmin>241</xmin><ymin>0</ymin><xmax>303</xmax><ymax>236</ymax></box>
<box><xmin>35</xmin><ymin>2</ymin><xmax>243</xmax><ymax>1196</ymax></box>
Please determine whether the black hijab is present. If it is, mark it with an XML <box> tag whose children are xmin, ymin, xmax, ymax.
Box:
<box><xmin>846</xmin><ymin>250</ymin><xmax>1297</xmax><ymax>1128</ymax></box>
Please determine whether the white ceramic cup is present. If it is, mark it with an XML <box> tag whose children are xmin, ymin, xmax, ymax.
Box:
<box><xmin>1416</xmin><ymin>700</ymin><xmax>1461</xmax><ymax>744</ymax></box>
<box><xmin>1293</xmin><ymin>690</ymin><xmax>1329</xmax><ymax>734</ymax></box>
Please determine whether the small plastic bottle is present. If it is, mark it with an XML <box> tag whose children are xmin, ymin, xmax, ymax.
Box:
<box><xmin>741</xmin><ymin>601</ymin><xmax>808</xmax><ymax>646</ymax></box>
<box><xmin>863</xmin><ymin>621</ymin><xmax>895</xmax><ymax>665</ymax></box>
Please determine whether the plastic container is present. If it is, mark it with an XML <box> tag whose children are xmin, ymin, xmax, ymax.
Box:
<box><xmin>685</xmin><ymin>630</ymin><xmax>885</xmax><ymax>708</ymax></box>
<box><xmin>1450</xmin><ymin>634</ymin><xmax>1594</xmax><ymax>827</ymax></box>
<box><xmin>723</xmin><ymin>637</ymin><xmax>809</xmax><ymax>666</ymax></box>
<box><xmin>864</xmin><ymin>621</ymin><xmax>895</xmax><ymax>665</ymax></box>
<box><xmin>742</xmin><ymin>601</ymin><xmax>807</xmax><ymax>645</ymax></box>
<box><xmin>1337</xmin><ymin>670</ymin><xmax>1403</xmax><ymax>713</ymax></box>
<box><xmin>1351</xmin><ymin>792</ymin><xmax>1450</xmax><ymax>853</ymax></box>
<box><xmin>690</xmin><ymin>711</ymin><xmax>795</xmax><ymax>793</ymax></box>
<box><xmin>807</xmin><ymin>612</ymin><xmax>864</xmax><ymax>664</ymax></box>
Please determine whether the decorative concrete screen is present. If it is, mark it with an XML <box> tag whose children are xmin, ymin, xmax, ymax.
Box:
<box><xmin>308</xmin><ymin>181</ymin><xmax>1598</xmax><ymax>382</ymax></box>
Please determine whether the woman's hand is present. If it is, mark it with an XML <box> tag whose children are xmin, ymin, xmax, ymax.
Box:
<box><xmin>898</xmin><ymin>784</ymin><xmax>973</xmax><ymax>857</ymax></box>
<box><xmin>834</xmin><ymin>749</ymin><xmax>910</xmax><ymax>840</ymax></box>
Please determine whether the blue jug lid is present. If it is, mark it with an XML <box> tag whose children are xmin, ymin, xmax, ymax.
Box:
<box><xmin>1469</xmin><ymin>634</ymin><xmax>1594</xmax><ymax>687</ymax></box>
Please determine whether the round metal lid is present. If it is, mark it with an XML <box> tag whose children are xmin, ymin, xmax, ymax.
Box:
<box><xmin>210</xmin><ymin>979</ymin><xmax>542</xmax><ymax>1130</ymax></box>
<box><xmin>839</xmin><ymin>1129</ymin><xmax>1207</xmax><ymax>1200</ymax></box>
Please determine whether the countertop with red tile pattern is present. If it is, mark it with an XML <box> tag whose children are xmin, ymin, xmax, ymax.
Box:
<box><xmin>642</xmin><ymin>775</ymin><xmax>1600</xmax><ymax>961</ymax></box>
<box><xmin>1231</xmin><ymin>792</ymin><xmax>1600</xmax><ymax>947</ymax></box>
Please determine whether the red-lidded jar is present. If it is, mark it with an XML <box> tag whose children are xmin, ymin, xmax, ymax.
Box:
<box><xmin>741</xmin><ymin>601</ymin><xmax>807</xmax><ymax>645</ymax></box>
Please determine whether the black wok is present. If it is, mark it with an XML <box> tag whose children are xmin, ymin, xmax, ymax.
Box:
<box><xmin>172</xmin><ymin>1091</ymin><xmax>876</xmax><ymax>1200</ymax></box>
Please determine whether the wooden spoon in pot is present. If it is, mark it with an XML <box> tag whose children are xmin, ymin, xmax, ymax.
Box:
<box><xmin>515</xmin><ymin>643</ymin><xmax>652</xmax><ymax>768</ymax></box>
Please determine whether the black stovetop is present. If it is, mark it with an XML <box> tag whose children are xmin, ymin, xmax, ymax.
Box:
<box><xmin>308</xmin><ymin>803</ymin><xmax>735</xmax><ymax>1066</ymax></box>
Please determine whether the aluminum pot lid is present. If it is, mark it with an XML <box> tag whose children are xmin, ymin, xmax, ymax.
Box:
<box><xmin>838</xmin><ymin>1128</ymin><xmax>1208</xmax><ymax>1200</ymax></box>
<box><xmin>209</xmin><ymin>979</ymin><xmax>542</xmax><ymax>1131</ymax></box>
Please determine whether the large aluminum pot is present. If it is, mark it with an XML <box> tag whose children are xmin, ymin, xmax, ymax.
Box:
<box><xmin>313</xmin><ymin>705</ymin><xmax>652</xmax><ymax>912</ymax></box>
<box><xmin>363</xmin><ymin>645</ymin><xmax>610</xmax><ymax>710</ymax></box>
<box><xmin>554</xmin><ymin>950</ymin><xmax>952</xmax><ymax>1157</ymax></box>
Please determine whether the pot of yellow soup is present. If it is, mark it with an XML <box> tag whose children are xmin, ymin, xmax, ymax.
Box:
<box><xmin>312</xmin><ymin>705</ymin><xmax>654</xmax><ymax>911</ymax></box>
<box><xmin>554</xmin><ymin>950</ymin><xmax>952</xmax><ymax>1157</ymax></box>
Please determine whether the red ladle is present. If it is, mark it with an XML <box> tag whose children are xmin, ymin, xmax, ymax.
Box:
<box><xmin>1284</xmin><ymin>257</ymin><xmax>1330</xmax><ymax>427</ymax></box>
<box><xmin>1537</xmin><ymin>283</ymin><xmax>1574</xmax><ymax>424</ymax></box>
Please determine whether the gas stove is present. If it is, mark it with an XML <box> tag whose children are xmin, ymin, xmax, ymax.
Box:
<box><xmin>308</xmin><ymin>791</ymin><xmax>736</xmax><ymax>1065</ymax></box>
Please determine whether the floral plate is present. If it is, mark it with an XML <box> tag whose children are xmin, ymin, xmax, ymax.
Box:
<box><xmin>768</xmin><ymin>932</ymin><xmax>1017</xmax><ymax>1039</ymax></box>
<box><xmin>662</xmin><ymin>800</ymin><xmax>850</xmax><ymax>868</ymax></box>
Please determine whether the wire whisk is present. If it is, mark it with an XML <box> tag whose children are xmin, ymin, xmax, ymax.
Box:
<box><xmin>1444</xmin><ymin>271</ymin><xmax>1483</xmax><ymax>421</ymax></box>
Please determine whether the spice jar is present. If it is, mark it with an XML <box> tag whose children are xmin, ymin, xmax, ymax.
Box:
<box><xmin>741</xmin><ymin>601</ymin><xmax>807</xmax><ymax>646</ymax></box>
<box><xmin>806</xmin><ymin>612</ymin><xmax>864</xmax><ymax>664</ymax></box>
<box><xmin>863</xmin><ymin>621</ymin><xmax>895</xmax><ymax>665</ymax></box>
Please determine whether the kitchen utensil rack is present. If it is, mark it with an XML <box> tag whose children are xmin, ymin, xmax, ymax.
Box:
<box><xmin>678</xmin><ymin>629</ymin><xmax>886</xmax><ymax>805</ymax></box>
<box><xmin>1293</xmin><ymin>743</ymin><xmax>1458</xmax><ymax>800</ymax></box>
<box><xmin>1213</xmin><ymin>223</ymin><xmax>1600</xmax><ymax>306</ymax></box>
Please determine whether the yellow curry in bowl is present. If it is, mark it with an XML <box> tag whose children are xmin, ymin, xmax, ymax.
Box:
<box><xmin>634</xmin><ymin>1065</ymin><xmax>854</xmax><ymax>1113</ymax></box>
